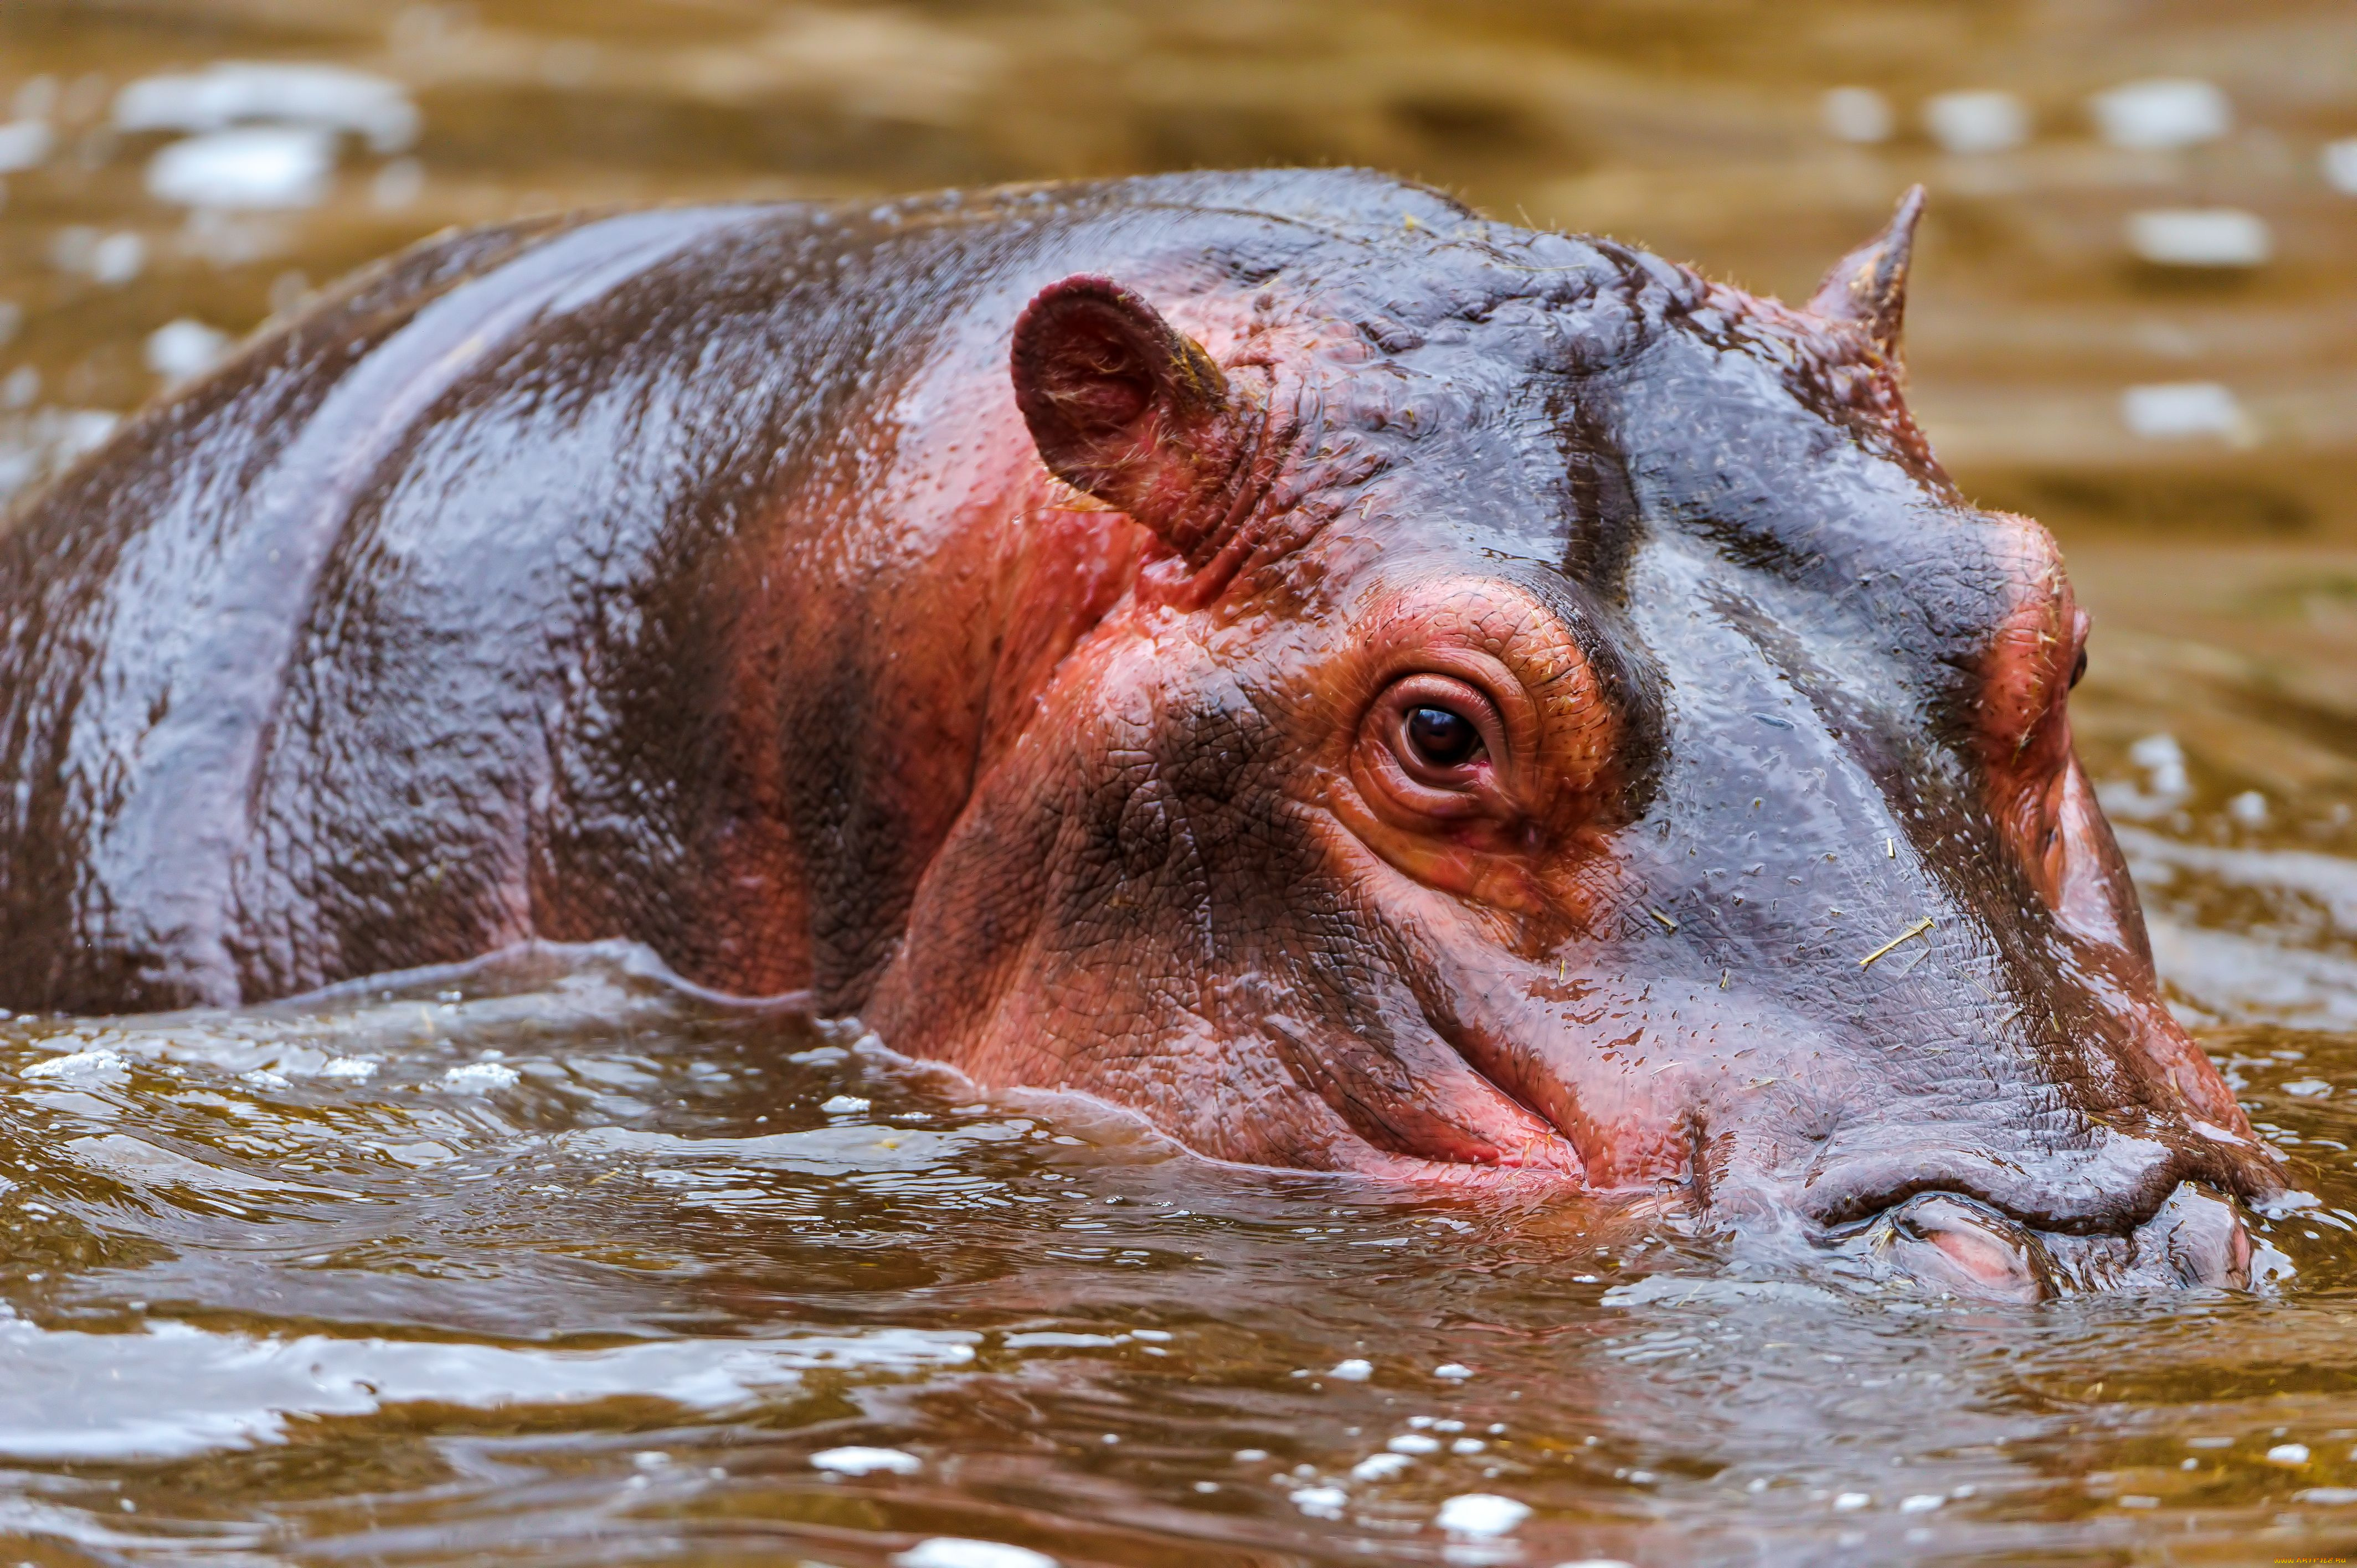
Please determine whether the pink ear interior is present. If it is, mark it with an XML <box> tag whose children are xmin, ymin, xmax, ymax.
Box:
<box><xmin>1008</xmin><ymin>275</ymin><xmax>1229</xmax><ymax>534</ymax></box>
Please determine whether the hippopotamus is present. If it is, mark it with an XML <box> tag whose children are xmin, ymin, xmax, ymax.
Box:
<box><xmin>0</xmin><ymin>169</ymin><xmax>2283</xmax><ymax>1298</ymax></box>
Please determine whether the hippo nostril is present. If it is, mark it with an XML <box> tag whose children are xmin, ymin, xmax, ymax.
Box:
<box><xmin>2132</xmin><ymin>1183</ymin><xmax>2254</xmax><ymax>1290</ymax></box>
<box><xmin>1873</xmin><ymin>1192</ymin><xmax>2059</xmax><ymax>1303</ymax></box>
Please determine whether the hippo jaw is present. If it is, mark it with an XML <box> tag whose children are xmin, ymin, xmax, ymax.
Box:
<box><xmin>865</xmin><ymin>195</ymin><xmax>2282</xmax><ymax>1299</ymax></box>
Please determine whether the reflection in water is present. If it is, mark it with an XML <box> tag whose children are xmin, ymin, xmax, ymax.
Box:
<box><xmin>1</xmin><ymin>1</ymin><xmax>2354</xmax><ymax>1562</ymax></box>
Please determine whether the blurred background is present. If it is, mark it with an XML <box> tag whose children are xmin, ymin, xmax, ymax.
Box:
<box><xmin>1</xmin><ymin>0</ymin><xmax>2353</xmax><ymax>1017</ymax></box>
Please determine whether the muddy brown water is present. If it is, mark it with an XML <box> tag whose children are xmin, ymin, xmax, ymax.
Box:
<box><xmin>2</xmin><ymin>3</ymin><xmax>2355</xmax><ymax>1564</ymax></box>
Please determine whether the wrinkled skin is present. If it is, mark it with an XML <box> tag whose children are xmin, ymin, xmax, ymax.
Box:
<box><xmin>0</xmin><ymin>171</ymin><xmax>2283</xmax><ymax>1298</ymax></box>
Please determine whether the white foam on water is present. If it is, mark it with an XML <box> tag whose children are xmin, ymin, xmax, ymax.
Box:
<box><xmin>0</xmin><ymin>1307</ymin><xmax>976</xmax><ymax>1461</ymax></box>
<box><xmin>811</xmin><ymin>1445</ymin><xmax>922</xmax><ymax>1476</ymax></box>
<box><xmin>892</xmin><ymin>1541</ymin><xmax>1057</xmax><ymax>1568</ymax></box>
<box><xmin>1002</xmin><ymin>1332</ymin><xmax>1124</xmax><ymax>1348</ymax></box>
<box><xmin>1289</xmin><ymin>1484</ymin><xmax>1346</xmax><ymax>1518</ymax></box>
<box><xmin>147</xmin><ymin>126</ymin><xmax>336</xmax><ymax>209</ymax></box>
<box><xmin>1436</xmin><ymin>1493</ymin><xmax>1530</xmax><ymax>1536</ymax></box>
<box><xmin>1923</xmin><ymin>90</ymin><xmax>2029</xmax><ymax>154</ymax></box>
<box><xmin>2088</xmin><ymin>78</ymin><xmax>2231</xmax><ymax>149</ymax></box>
<box><xmin>0</xmin><ymin>121</ymin><xmax>53</xmax><ymax>173</ymax></box>
<box><xmin>2121</xmin><ymin>381</ymin><xmax>2245</xmax><ymax>441</ymax></box>
<box><xmin>2147</xmin><ymin>917</ymin><xmax>2357</xmax><ymax>1029</ymax></box>
<box><xmin>441</xmin><ymin>1060</ymin><xmax>519</xmax><ymax>1090</ymax></box>
<box><xmin>145</xmin><ymin>318</ymin><xmax>233</xmax><ymax>380</ymax></box>
<box><xmin>2127</xmin><ymin>208</ymin><xmax>2272</xmax><ymax>267</ymax></box>
<box><xmin>2114</xmin><ymin>827</ymin><xmax>2357</xmax><ymax>934</ymax></box>
<box><xmin>22</xmin><ymin>1048</ymin><xmax>127</xmax><ymax>1082</ymax></box>
<box><xmin>115</xmin><ymin>63</ymin><xmax>418</xmax><ymax>152</ymax></box>
<box><xmin>1820</xmin><ymin>87</ymin><xmax>1892</xmax><ymax>143</ymax></box>
<box><xmin>2327</xmin><ymin>139</ymin><xmax>2357</xmax><ymax>195</ymax></box>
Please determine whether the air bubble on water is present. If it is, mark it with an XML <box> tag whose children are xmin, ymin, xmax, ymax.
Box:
<box><xmin>2088</xmin><ymin>78</ymin><xmax>2231</xmax><ymax>149</ymax></box>
<box><xmin>1407</xmin><ymin>1416</ymin><xmax>1435</xmax><ymax>1428</ymax></box>
<box><xmin>819</xmin><ymin>1095</ymin><xmax>870</xmax><ymax>1115</ymax></box>
<box><xmin>0</xmin><ymin>121</ymin><xmax>53</xmax><ymax>174</ymax></box>
<box><xmin>89</xmin><ymin>232</ymin><xmax>146</xmax><ymax>287</ymax></box>
<box><xmin>2129</xmin><ymin>734</ymin><xmax>2190</xmax><ymax>796</ymax></box>
<box><xmin>441</xmin><ymin>1061</ymin><xmax>518</xmax><ymax>1090</ymax></box>
<box><xmin>1452</xmin><ymin>1438</ymin><xmax>1485</xmax><ymax>1454</ymax></box>
<box><xmin>1351</xmin><ymin>1452</ymin><xmax>1410</xmax><ymax>1482</ymax></box>
<box><xmin>1130</xmin><ymin>1329</ymin><xmax>1171</xmax><ymax>1343</ymax></box>
<box><xmin>1833</xmin><ymin>1492</ymin><xmax>1870</xmax><ymax>1512</ymax></box>
<box><xmin>1388</xmin><ymin>1433</ymin><xmax>1440</xmax><ymax>1454</ymax></box>
<box><xmin>2128</xmin><ymin>209</ymin><xmax>2272</xmax><ymax>270</ymax></box>
<box><xmin>320</xmin><ymin>1058</ymin><xmax>377</xmax><ymax>1081</ymax></box>
<box><xmin>1922</xmin><ymin>90</ymin><xmax>2030</xmax><ymax>154</ymax></box>
<box><xmin>1289</xmin><ymin>1484</ymin><xmax>1346</xmax><ymax>1519</ymax></box>
<box><xmin>1232</xmin><ymin>1449</ymin><xmax>1267</xmax><ymax>1462</ymax></box>
<box><xmin>148</xmin><ymin>127</ymin><xmax>336</xmax><ymax>209</ymax></box>
<box><xmin>1433</xmin><ymin>1362</ymin><xmax>1473</xmax><ymax>1380</ymax></box>
<box><xmin>2267</xmin><ymin>1442</ymin><xmax>2311</xmax><ymax>1466</ymax></box>
<box><xmin>810</xmin><ymin>1445</ymin><xmax>920</xmax><ymax>1476</ymax></box>
<box><xmin>2228</xmin><ymin>790</ymin><xmax>2269</xmax><ymax>827</ymax></box>
<box><xmin>1820</xmin><ymin>86</ymin><xmax>1893</xmax><ymax>143</ymax></box>
<box><xmin>1329</xmin><ymin>1358</ymin><xmax>1372</xmax><ymax>1381</ymax></box>
<box><xmin>892</xmin><ymin>1540</ymin><xmax>1058</xmax><ymax>1568</ymax></box>
<box><xmin>2282</xmin><ymin>1080</ymin><xmax>2330</xmax><ymax>1098</ymax></box>
<box><xmin>2123</xmin><ymin>381</ymin><xmax>2245</xmax><ymax>442</ymax></box>
<box><xmin>1434</xmin><ymin>1493</ymin><xmax>1530</xmax><ymax>1536</ymax></box>
<box><xmin>1900</xmin><ymin>1493</ymin><xmax>1942</xmax><ymax>1513</ymax></box>
<box><xmin>145</xmin><ymin>319</ymin><xmax>232</xmax><ymax>381</ymax></box>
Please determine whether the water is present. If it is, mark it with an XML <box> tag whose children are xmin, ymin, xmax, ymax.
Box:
<box><xmin>3</xmin><ymin>2</ymin><xmax>2355</xmax><ymax>1563</ymax></box>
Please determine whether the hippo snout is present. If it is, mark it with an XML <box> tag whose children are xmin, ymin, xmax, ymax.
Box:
<box><xmin>1825</xmin><ymin>1182</ymin><xmax>2256</xmax><ymax>1301</ymax></box>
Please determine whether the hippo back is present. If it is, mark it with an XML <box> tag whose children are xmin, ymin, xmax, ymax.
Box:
<box><xmin>0</xmin><ymin>172</ymin><xmax>1478</xmax><ymax>1012</ymax></box>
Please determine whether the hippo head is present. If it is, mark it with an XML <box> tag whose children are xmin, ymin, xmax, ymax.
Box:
<box><xmin>868</xmin><ymin>187</ymin><xmax>2284</xmax><ymax>1299</ymax></box>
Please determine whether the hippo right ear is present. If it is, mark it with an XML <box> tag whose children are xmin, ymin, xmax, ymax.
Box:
<box><xmin>1010</xmin><ymin>276</ymin><xmax>1241</xmax><ymax>554</ymax></box>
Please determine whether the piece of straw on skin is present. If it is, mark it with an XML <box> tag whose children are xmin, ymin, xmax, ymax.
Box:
<box><xmin>1858</xmin><ymin>916</ymin><xmax>1935</xmax><ymax>969</ymax></box>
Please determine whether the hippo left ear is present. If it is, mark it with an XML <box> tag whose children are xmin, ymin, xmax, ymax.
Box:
<box><xmin>1808</xmin><ymin>184</ymin><xmax>1926</xmax><ymax>365</ymax></box>
<box><xmin>1010</xmin><ymin>275</ymin><xmax>1243</xmax><ymax>556</ymax></box>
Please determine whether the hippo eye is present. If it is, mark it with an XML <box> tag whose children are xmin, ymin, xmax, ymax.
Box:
<box><xmin>1406</xmin><ymin>705</ymin><xmax>1482</xmax><ymax>768</ymax></box>
<box><xmin>2068</xmin><ymin>646</ymin><xmax>2088</xmax><ymax>690</ymax></box>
